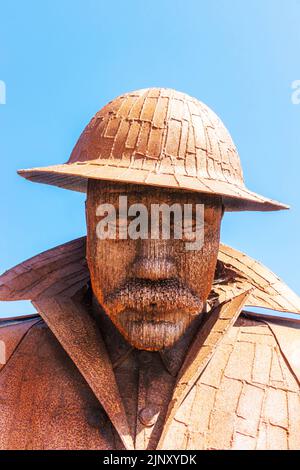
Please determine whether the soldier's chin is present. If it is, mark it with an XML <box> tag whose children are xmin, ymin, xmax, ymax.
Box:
<box><xmin>116</xmin><ymin>317</ymin><xmax>191</xmax><ymax>351</ymax></box>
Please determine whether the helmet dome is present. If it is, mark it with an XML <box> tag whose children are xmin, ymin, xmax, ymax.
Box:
<box><xmin>18</xmin><ymin>87</ymin><xmax>288</xmax><ymax>211</ymax></box>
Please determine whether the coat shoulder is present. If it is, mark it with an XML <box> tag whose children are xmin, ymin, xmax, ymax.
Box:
<box><xmin>234</xmin><ymin>315</ymin><xmax>300</xmax><ymax>377</ymax></box>
<box><xmin>0</xmin><ymin>315</ymin><xmax>41</xmax><ymax>371</ymax></box>
<box><xmin>0</xmin><ymin>314</ymin><xmax>115</xmax><ymax>450</ymax></box>
<box><xmin>186</xmin><ymin>314</ymin><xmax>300</xmax><ymax>450</ymax></box>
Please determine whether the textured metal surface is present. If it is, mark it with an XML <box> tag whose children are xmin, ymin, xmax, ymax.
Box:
<box><xmin>0</xmin><ymin>321</ymin><xmax>121</xmax><ymax>450</ymax></box>
<box><xmin>158</xmin><ymin>290</ymin><xmax>252</xmax><ymax>447</ymax></box>
<box><xmin>17</xmin><ymin>88</ymin><xmax>287</xmax><ymax>211</ymax></box>
<box><xmin>0</xmin><ymin>237</ymin><xmax>89</xmax><ymax>301</ymax></box>
<box><xmin>0</xmin><ymin>318</ymin><xmax>39</xmax><ymax>369</ymax></box>
<box><xmin>86</xmin><ymin>182</ymin><xmax>222</xmax><ymax>351</ymax></box>
<box><xmin>0</xmin><ymin>239</ymin><xmax>300</xmax><ymax>449</ymax></box>
<box><xmin>160</xmin><ymin>316</ymin><xmax>300</xmax><ymax>450</ymax></box>
<box><xmin>265</xmin><ymin>320</ymin><xmax>300</xmax><ymax>382</ymax></box>
<box><xmin>0</xmin><ymin>311</ymin><xmax>299</xmax><ymax>449</ymax></box>
<box><xmin>210</xmin><ymin>244</ymin><xmax>300</xmax><ymax>314</ymax></box>
<box><xmin>32</xmin><ymin>296</ymin><xmax>134</xmax><ymax>450</ymax></box>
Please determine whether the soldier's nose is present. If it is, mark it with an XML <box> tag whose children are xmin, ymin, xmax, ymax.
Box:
<box><xmin>132</xmin><ymin>240</ymin><xmax>177</xmax><ymax>281</ymax></box>
<box><xmin>132</xmin><ymin>257</ymin><xmax>177</xmax><ymax>281</ymax></box>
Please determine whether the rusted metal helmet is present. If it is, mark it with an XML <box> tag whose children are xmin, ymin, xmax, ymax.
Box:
<box><xmin>18</xmin><ymin>88</ymin><xmax>288</xmax><ymax>211</ymax></box>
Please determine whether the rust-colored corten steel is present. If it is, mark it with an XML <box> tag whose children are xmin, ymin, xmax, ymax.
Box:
<box><xmin>86</xmin><ymin>182</ymin><xmax>223</xmax><ymax>351</ymax></box>
<box><xmin>0</xmin><ymin>239</ymin><xmax>300</xmax><ymax>449</ymax></box>
<box><xmin>18</xmin><ymin>88</ymin><xmax>287</xmax><ymax>211</ymax></box>
<box><xmin>0</xmin><ymin>88</ymin><xmax>300</xmax><ymax>450</ymax></box>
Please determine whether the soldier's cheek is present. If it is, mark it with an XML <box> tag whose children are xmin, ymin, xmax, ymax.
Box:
<box><xmin>88</xmin><ymin>239</ymin><xmax>136</xmax><ymax>304</ymax></box>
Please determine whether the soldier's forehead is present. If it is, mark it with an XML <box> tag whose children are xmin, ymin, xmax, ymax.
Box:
<box><xmin>87</xmin><ymin>180</ymin><xmax>222</xmax><ymax>204</ymax></box>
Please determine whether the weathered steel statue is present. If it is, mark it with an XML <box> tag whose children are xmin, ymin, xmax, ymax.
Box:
<box><xmin>0</xmin><ymin>88</ymin><xmax>299</xmax><ymax>450</ymax></box>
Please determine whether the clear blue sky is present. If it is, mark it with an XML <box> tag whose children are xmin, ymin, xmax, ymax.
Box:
<box><xmin>0</xmin><ymin>0</ymin><xmax>299</xmax><ymax>317</ymax></box>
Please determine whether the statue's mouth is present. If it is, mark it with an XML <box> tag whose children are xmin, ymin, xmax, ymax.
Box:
<box><xmin>104</xmin><ymin>278</ymin><xmax>202</xmax><ymax>318</ymax></box>
<box><xmin>103</xmin><ymin>279</ymin><xmax>203</xmax><ymax>350</ymax></box>
<box><xmin>118</xmin><ymin>308</ymin><xmax>196</xmax><ymax>326</ymax></box>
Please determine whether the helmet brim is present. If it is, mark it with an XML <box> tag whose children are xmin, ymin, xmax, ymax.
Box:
<box><xmin>17</xmin><ymin>162</ymin><xmax>289</xmax><ymax>212</ymax></box>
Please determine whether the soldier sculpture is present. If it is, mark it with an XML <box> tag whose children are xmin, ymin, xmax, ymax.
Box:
<box><xmin>0</xmin><ymin>88</ymin><xmax>299</xmax><ymax>450</ymax></box>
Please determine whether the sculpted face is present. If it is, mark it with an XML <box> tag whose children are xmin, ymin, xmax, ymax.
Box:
<box><xmin>86</xmin><ymin>180</ymin><xmax>223</xmax><ymax>351</ymax></box>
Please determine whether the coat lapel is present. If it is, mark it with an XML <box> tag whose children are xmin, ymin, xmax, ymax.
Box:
<box><xmin>33</xmin><ymin>295</ymin><xmax>134</xmax><ymax>450</ymax></box>
<box><xmin>157</xmin><ymin>289</ymin><xmax>252</xmax><ymax>449</ymax></box>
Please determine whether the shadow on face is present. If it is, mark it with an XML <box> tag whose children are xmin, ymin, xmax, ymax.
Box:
<box><xmin>86</xmin><ymin>180</ymin><xmax>223</xmax><ymax>351</ymax></box>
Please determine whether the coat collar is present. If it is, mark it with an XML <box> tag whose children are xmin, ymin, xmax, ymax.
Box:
<box><xmin>1</xmin><ymin>236</ymin><xmax>299</xmax><ymax>314</ymax></box>
<box><xmin>32</xmin><ymin>287</ymin><xmax>252</xmax><ymax>450</ymax></box>
<box><xmin>32</xmin><ymin>295</ymin><xmax>135</xmax><ymax>450</ymax></box>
